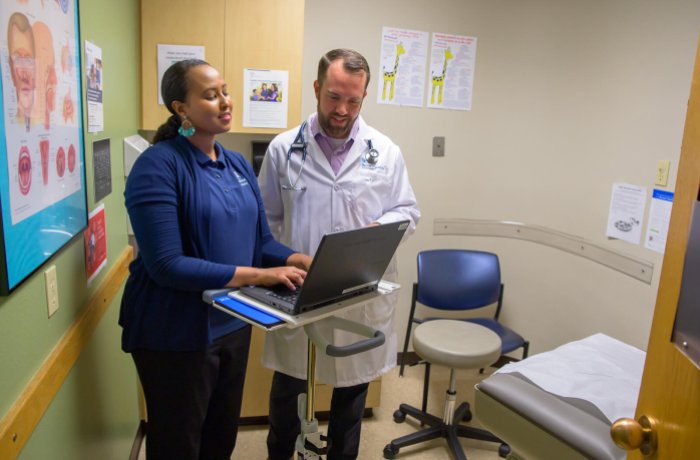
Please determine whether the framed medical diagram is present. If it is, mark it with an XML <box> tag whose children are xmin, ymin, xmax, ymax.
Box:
<box><xmin>0</xmin><ymin>1</ymin><xmax>87</xmax><ymax>295</ymax></box>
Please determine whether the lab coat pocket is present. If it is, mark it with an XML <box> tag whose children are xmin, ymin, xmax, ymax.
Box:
<box><xmin>363</xmin><ymin>293</ymin><xmax>396</xmax><ymax>331</ymax></box>
<box><xmin>351</xmin><ymin>170</ymin><xmax>391</xmax><ymax>222</ymax></box>
<box><xmin>359</xmin><ymin>165</ymin><xmax>390</xmax><ymax>186</ymax></box>
<box><xmin>281</xmin><ymin>185</ymin><xmax>309</xmax><ymax>214</ymax></box>
<box><xmin>280</xmin><ymin>186</ymin><xmax>317</xmax><ymax>239</ymax></box>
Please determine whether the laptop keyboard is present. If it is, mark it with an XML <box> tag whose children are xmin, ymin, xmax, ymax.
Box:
<box><xmin>267</xmin><ymin>285</ymin><xmax>299</xmax><ymax>303</ymax></box>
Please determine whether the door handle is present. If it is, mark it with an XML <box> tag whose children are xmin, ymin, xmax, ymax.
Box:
<box><xmin>610</xmin><ymin>415</ymin><xmax>658</xmax><ymax>456</ymax></box>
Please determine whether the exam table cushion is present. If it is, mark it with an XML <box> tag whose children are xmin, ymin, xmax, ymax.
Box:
<box><xmin>478</xmin><ymin>372</ymin><xmax>624</xmax><ymax>460</ymax></box>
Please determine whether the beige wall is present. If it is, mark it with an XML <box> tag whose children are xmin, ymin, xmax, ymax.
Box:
<box><xmin>302</xmin><ymin>0</ymin><xmax>700</xmax><ymax>354</ymax></box>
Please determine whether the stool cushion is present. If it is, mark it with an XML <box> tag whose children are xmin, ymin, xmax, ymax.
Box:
<box><xmin>413</xmin><ymin>320</ymin><xmax>502</xmax><ymax>369</ymax></box>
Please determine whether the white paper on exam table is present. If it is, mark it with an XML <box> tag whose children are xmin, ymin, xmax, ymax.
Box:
<box><xmin>494</xmin><ymin>333</ymin><xmax>645</xmax><ymax>423</ymax></box>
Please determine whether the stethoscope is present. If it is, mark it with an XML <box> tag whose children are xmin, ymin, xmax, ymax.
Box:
<box><xmin>364</xmin><ymin>140</ymin><xmax>379</xmax><ymax>165</ymax></box>
<box><xmin>283</xmin><ymin>121</ymin><xmax>308</xmax><ymax>190</ymax></box>
<box><xmin>284</xmin><ymin>122</ymin><xmax>380</xmax><ymax>191</ymax></box>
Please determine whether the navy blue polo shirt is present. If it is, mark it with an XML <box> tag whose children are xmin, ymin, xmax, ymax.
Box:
<box><xmin>200</xmin><ymin>148</ymin><xmax>257</xmax><ymax>338</ymax></box>
<box><xmin>120</xmin><ymin>135</ymin><xmax>294</xmax><ymax>352</ymax></box>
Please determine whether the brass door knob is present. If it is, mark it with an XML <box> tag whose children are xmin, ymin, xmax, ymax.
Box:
<box><xmin>610</xmin><ymin>415</ymin><xmax>658</xmax><ymax>456</ymax></box>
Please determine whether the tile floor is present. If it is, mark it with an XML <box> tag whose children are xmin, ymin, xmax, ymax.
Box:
<box><xmin>138</xmin><ymin>362</ymin><xmax>503</xmax><ymax>459</ymax></box>
<box><xmin>230</xmin><ymin>363</ymin><xmax>504</xmax><ymax>460</ymax></box>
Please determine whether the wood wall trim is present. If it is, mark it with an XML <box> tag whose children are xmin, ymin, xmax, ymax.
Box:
<box><xmin>0</xmin><ymin>246</ymin><xmax>134</xmax><ymax>459</ymax></box>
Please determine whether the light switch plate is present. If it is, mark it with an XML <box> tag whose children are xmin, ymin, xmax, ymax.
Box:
<box><xmin>656</xmin><ymin>160</ymin><xmax>670</xmax><ymax>186</ymax></box>
<box><xmin>45</xmin><ymin>265</ymin><xmax>59</xmax><ymax>317</ymax></box>
<box><xmin>432</xmin><ymin>136</ymin><xmax>445</xmax><ymax>157</ymax></box>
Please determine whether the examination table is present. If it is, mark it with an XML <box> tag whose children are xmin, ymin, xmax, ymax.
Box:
<box><xmin>475</xmin><ymin>333</ymin><xmax>645</xmax><ymax>460</ymax></box>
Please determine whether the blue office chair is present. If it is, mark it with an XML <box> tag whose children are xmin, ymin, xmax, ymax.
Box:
<box><xmin>398</xmin><ymin>249</ymin><xmax>529</xmax><ymax>412</ymax></box>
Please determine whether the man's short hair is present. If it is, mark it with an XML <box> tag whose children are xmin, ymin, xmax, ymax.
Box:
<box><xmin>317</xmin><ymin>48</ymin><xmax>370</xmax><ymax>90</ymax></box>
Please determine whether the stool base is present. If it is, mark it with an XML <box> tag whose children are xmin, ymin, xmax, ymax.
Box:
<box><xmin>383</xmin><ymin>402</ymin><xmax>510</xmax><ymax>460</ymax></box>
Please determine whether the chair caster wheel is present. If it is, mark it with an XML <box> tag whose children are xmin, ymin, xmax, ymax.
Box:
<box><xmin>383</xmin><ymin>443</ymin><xmax>399</xmax><ymax>459</ymax></box>
<box><xmin>462</xmin><ymin>409</ymin><xmax>472</xmax><ymax>422</ymax></box>
<box><xmin>393</xmin><ymin>409</ymin><xmax>406</xmax><ymax>423</ymax></box>
<box><xmin>498</xmin><ymin>443</ymin><xmax>511</xmax><ymax>458</ymax></box>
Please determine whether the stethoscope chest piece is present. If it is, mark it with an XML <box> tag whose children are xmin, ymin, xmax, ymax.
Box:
<box><xmin>365</xmin><ymin>140</ymin><xmax>379</xmax><ymax>165</ymax></box>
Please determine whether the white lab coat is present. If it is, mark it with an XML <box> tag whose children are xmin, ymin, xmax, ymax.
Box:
<box><xmin>258</xmin><ymin>114</ymin><xmax>420</xmax><ymax>386</ymax></box>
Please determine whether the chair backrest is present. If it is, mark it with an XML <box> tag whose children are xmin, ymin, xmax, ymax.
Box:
<box><xmin>416</xmin><ymin>249</ymin><xmax>501</xmax><ymax>311</ymax></box>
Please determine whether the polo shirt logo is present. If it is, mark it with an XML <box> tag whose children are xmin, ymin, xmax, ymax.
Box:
<box><xmin>233</xmin><ymin>171</ymin><xmax>249</xmax><ymax>186</ymax></box>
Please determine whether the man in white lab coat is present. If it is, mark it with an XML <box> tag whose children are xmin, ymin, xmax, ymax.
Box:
<box><xmin>258</xmin><ymin>48</ymin><xmax>420</xmax><ymax>460</ymax></box>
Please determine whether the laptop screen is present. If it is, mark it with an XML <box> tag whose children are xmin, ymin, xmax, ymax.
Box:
<box><xmin>293</xmin><ymin>220</ymin><xmax>409</xmax><ymax>311</ymax></box>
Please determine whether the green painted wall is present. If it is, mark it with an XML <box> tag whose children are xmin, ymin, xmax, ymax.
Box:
<box><xmin>0</xmin><ymin>0</ymin><xmax>141</xmax><ymax>458</ymax></box>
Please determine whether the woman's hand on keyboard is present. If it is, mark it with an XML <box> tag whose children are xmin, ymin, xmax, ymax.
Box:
<box><xmin>255</xmin><ymin>266</ymin><xmax>307</xmax><ymax>290</ymax></box>
<box><xmin>227</xmin><ymin>266</ymin><xmax>306</xmax><ymax>290</ymax></box>
<box><xmin>286</xmin><ymin>252</ymin><xmax>313</xmax><ymax>271</ymax></box>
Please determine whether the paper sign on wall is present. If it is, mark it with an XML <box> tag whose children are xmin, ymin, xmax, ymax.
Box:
<box><xmin>644</xmin><ymin>189</ymin><xmax>674</xmax><ymax>253</ymax></box>
<box><xmin>376</xmin><ymin>26</ymin><xmax>428</xmax><ymax>107</ymax></box>
<box><xmin>85</xmin><ymin>40</ymin><xmax>103</xmax><ymax>132</ymax></box>
<box><xmin>606</xmin><ymin>183</ymin><xmax>647</xmax><ymax>244</ymax></box>
<box><xmin>156</xmin><ymin>44</ymin><xmax>205</xmax><ymax>105</ymax></box>
<box><xmin>242</xmin><ymin>69</ymin><xmax>289</xmax><ymax>129</ymax></box>
<box><xmin>426</xmin><ymin>33</ymin><xmax>478</xmax><ymax>111</ymax></box>
<box><xmin>84</xmin><ymin>203</ymin><xmax>107</xmax><ymax>285</ymax></box>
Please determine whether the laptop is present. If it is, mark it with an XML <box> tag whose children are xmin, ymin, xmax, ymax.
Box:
<box><xmin>239</xmin><ymin>220</ymin><xmax>409</xmax><ymax>315</ymax></box>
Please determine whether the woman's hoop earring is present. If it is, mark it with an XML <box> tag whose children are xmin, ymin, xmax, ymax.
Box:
<box><xmin>178</xmin><ymin>116</ymin><xmax>195</xmax><ymax>137</ymax></box>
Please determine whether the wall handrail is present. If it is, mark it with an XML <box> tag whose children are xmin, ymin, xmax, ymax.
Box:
<box><xmin>434</xmin><ymin>218</ymin><xmax>654</xmax><ymax>284</ymax></box>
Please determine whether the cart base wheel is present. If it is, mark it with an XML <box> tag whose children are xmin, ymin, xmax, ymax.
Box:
<box><xmin>499</xmin><ymin>443</ymin><xmax>511</xmax><ymax>458</ymax></box>
<box><xmin>383</xmin><ymin>443</ymin><xmax>399</xmax><ymax>459</ymax></box>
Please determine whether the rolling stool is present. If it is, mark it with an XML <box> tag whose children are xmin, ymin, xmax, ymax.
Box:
<box><xmin>383</xmin><ymin>320</ymin><xmax>510</xmax><ymax>459</ymax></box>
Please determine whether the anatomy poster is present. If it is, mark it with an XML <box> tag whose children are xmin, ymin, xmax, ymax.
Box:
<box><xmin>376</xmin><ymin>26</ymin><xmax>428</xmax><ymax>107</ymax></box>
<box><xmin>0</xmin><ymin>0</ymin><xmax>87</xmax><ymax>294</ymax></box>
<box><xmin>426</xmin><ymin>33</ymin><xmax>478</xmax><ymax>111</ymax></box>
<box><xmin>1</xmin><ymin>2</ymin><xmax>82</xmax><ymax>225</ymax></box>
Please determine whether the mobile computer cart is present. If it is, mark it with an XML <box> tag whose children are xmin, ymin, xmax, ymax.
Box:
<box><xmin>295</xmin><ymin>318</ymin><xmax>384</xmax><ymax>459</ymax></box>
<box><xmin>203</xmin><ymin>282</ymin><xmax>399</xmax><ymax>460</ymax></box>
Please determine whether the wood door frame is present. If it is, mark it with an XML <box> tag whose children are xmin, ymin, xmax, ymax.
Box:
<box><xmin>631</xmin><ymin>37</ymin><xmax>700</xmax><ymax>459</ymax></box>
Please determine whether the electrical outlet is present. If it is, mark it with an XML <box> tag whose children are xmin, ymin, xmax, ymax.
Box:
<box><xmin>656</xmin><ymin>160</ymin><xmax>670</xmax><ymax>186</ymax></box>
<box><xmin>45</xmin><ymin>265</ymin><xmax>59</xmax><ymax>317</ymax></box>
<box><xmin>432</xmin><ymin>136</ymin><xmax>445</xmax><ymax>157</ymax></box>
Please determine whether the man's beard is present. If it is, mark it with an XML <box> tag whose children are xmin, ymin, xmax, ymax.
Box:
<box><xmin>317</xmin><ymin>107</ymin><xmax>354</xmax><ymax>139</ymax></box>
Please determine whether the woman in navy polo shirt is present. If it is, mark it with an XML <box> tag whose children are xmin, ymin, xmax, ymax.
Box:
<box><xmin>120</xmin><ymin>59</ymin><xmax>311</xmax><ymax>460</ymax></box>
